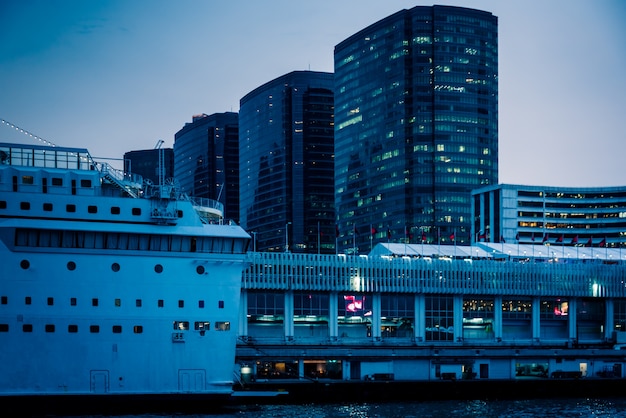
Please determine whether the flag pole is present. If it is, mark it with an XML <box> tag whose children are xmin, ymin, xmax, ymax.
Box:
<box><xmin>316</xmin><ymin>222</ymin><xmax>319</xmax><ymax>255</ymax></box>
<box><xmin>404</xmin><ymin>225</ymin><xmax>407</xmax><ymax>256</ymax></box>
<box><xmin>437</xmin><ymin>226</ymin><xmax>441</xmax><ymax>257</ymax></box>
<box><xmin>454</xmin><ymin>227</ymin><xmax>457</xmax><ymax>259</ymax></box>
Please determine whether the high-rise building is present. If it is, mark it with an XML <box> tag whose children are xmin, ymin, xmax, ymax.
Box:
<box><xmin>174</xmin><ymin>112</ymin><xmax>240</xmax><ymax>223</ymax></box>
<box><xmin>334</xmin><ymin>5</ymin><xmax>498</xmax><ymax>253</ymax></box>
<box><xmin>239</xmin><ymin>71</ymin><xmax>334</xmax><ymax>253</ymax></box>
<box><xmin>123</xmin><ymin>147</ymin><xmax>174</xmax><ymax>186</ymax></box>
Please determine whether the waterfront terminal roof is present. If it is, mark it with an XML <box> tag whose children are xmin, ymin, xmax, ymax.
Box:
<box><xmin>370</xmin><ymin>242</ymin><xmax>625</xmax><ymax>263</ymax></box>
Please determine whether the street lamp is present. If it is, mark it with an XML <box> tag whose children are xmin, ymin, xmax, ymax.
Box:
<box><xmin>251</xmin><ymin>231</ymin><xmax>257</xmax><ymax>252</ymax></box>
<box><xmin>285</xmin><ymin>222</ymin><xmax>291</xmax><ymax>253</ymax></box>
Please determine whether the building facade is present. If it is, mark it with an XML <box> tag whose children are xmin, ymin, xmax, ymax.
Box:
<box><xmin>174</xmin><ymin>112</ymin><xmax>240</xmax><ymax>223</ymax></box>
<box><xmin>236</xmin><ymin>250</ymin><xmax>626</xmax><ymax>382</ymax></box>
<box><xmin>334</xmin><ymin>5</ymin><xmax>498</xmax><ymax>253</ymax></box>
<box><xmin>239</xmin><ymin>71</ymin><xmax>335</xmax><ymax>254</ymax></box>
<box><xmin>472</xmin><ymin>184</ymin><xmax>626</xmax><ymax>247</ymax></box>
<box><xmin>123</xmin><ymin>147</ymin><xmax>174</xmax><ymax>186</ymax></box>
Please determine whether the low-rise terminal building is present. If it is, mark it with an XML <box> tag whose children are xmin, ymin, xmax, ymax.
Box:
<box><xmin>235</xmin><ymin>245</ymin><xmax>626</xmax><ymax>383</ymax></box>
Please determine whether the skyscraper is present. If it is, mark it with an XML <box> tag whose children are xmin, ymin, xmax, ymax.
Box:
<box><xmin>174</xmin><ymin>112</ymin><xmax>240</xmax><ymax>223</ymax></box>
<box><xmin>334</xmin><ymin>5</ymin><xmax>498</xmax><ymax>253</ymax></box>
<box><xmin>123</xmin><ymin>147</ymin><xmax>174</xmax><ymax>186</ymax></box>
<box><xmin>239</xmin><ymin>71</ymin><xmax>334</xmax><ymax>253</ymax></box>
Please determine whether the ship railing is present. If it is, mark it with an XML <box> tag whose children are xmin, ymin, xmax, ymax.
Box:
<box><xmin>98</xmin><ymin>162</ymin><xmax>143</xmax><ymax>198</ymax></box>
<box><xmin>98</xmin><ymin>162</ymin><xmax>143</xmax><ymax>185</ymax></box>
<box><xmin>190</xmin><ymin>196</ymin><xmax>224</xmax><ymax>223</ymax></box>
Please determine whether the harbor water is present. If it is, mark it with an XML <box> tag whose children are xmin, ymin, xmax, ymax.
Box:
<box><xmin>53</xmin><ymin>397</ymin><xmax>626</xmax><ymax>417</ymax></box>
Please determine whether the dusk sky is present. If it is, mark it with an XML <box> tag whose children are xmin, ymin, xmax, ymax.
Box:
<box><xmin>1</xmin><ymin>0</ymin><xmax>625</xmax><ymax>187</ymax></box>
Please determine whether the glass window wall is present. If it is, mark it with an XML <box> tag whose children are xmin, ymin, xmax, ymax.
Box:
<box><xmin>425</xmin><ymin>295</ymin><xmax>454</xmax><ymax>341</ymax></box>
<box><xmin>338</xmin><ymin>293</ymin><xmax>372</xmax><ymax>339</ymax></box>
<box><xmin>294</xmin><ymin>292</ymin><xmax>329</xmax><ymax>339</ymax></box>
<box><xmin>381</xmin><ymin>294</ymin><xmax>414</xmax><ymax>339</ymax></box>
<box><xmin>463</xmin><ymin>297</ymin><xmax>494</xmax><ymax>340</ymax></box>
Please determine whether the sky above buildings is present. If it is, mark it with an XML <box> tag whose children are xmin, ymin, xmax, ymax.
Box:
<box><xmin>1</xmin><ymin>0</ymin><xmax>625</xmax><ymax>187</ymax></box>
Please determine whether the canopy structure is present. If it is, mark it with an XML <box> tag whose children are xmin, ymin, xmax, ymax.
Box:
<box><xmin>369</xmin><ymin>242</ymin><xmax>625</xmax><ymax>263</ymax></box>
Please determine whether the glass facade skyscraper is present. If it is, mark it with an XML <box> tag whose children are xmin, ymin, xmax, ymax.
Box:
<box><xmin>123</xmin><ymin>148</ymin><xmax>174</xmax><ymax>186</ymax></box>
<box><xmin>174</xmin><ymin>112</ymin><xmax>240</xmax><ymax>223</ymax></box>
<box><xmin>239</xmin><ymin>71</ymin><xmax>334</xmax><ymax>254</ymax></box>
<box><xmin>334</xmin><ymin>5</ymin><xmax>498</xmax><ymax>253</ymax></box>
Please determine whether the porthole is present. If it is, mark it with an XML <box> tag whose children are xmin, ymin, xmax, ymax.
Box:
<box><xmin>154</xmin><ymin>264</ymin><xmax>163</xmax><ymax>273</ymax></box>
<box><xmin>67</xmin><ymin>261</ymin><xmax>76</xmax><ymax>271</ymax></box>
<box><xmin>111</xmin><ymin>262</ymin><xmax>120</xmax><ymax>272</ymax></box>
<box><xmin>20</xmin><ymin>259</ymin><xmax>30</xmax><ymax>269</ymax></box>
<box><xmin>196</xmin><ymin>265</ymin><xmax>205</xmax><ymax>275</ymax></box>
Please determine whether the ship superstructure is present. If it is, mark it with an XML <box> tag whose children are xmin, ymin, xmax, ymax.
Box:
<box><xmin>0</xmin><ymin>142</ymin><xmax>249</xmax><ymax>404</ymax></box>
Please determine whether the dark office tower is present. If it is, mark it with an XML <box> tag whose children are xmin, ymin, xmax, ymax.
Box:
<box><xmin>124</xmin><ymin>147</ymin><xmax>174</xmax><ymax>185</ymax></box>
<box><xmin>240</xmin><ymin>71</ymin><xmax>335</xmax><ymax>254</ymax></box>
<box><xmin>174</xmin><ymin>112</ymin><xmax>240</xmax><ymax>223</ymax></box>
<box><xmin>334</xmin><ymin>5</ymin><xmax>498</xmax><ymax>254</ymax></box>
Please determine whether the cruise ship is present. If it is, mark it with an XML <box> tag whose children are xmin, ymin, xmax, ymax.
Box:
<box><xmin>0</xmin><ymin>142</ymin><xmax>250</xmax><ymax>412</ymax></box>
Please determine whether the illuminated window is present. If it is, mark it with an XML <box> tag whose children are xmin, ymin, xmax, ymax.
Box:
<box><xmin>173</xmin><ymin>321</ymin><xmax>189</xmax><ymax>331</ymax></box>
<box><xmin>195</xmin><ymin>321</ymin><xmax>210</xmax><ymax>331</ymax></box>
<box><xmin>215</xmin><ymin>321</ymin><xmax>230</xmax><ymax>331</ymax></box>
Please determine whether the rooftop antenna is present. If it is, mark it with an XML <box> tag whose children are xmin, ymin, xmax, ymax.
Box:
<box><xmin>154</xmin><ymin>139</ymin><xmax>164</xmax><ymax>186</ymax></box>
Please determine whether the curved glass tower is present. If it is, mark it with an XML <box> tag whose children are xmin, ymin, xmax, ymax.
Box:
<box><xmin>334</xmin><ymin>5</ymin><xmax>498</xmax><ymax>253</ymax></box>
<box><xmin>239</xmin><ymin>71</ymin><xmax>335</xmax><ymax>253</ymax></box>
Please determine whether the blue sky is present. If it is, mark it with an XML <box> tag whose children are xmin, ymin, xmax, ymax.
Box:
<box><xmin>1</xmin><ymin>0</ymin><xmax>625</xmax><ymax>187</ymax></box>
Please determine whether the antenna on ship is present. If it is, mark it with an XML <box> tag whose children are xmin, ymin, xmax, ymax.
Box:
<box><xmin>154</xmin><ymin>139</ymin><xmax>165</xmax><ymax>187</ymax></box>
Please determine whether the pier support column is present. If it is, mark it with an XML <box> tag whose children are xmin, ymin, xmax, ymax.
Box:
<box><xmin>284</xmin><ymin>290</ymin><xmax>294</xmax><ymax>340</ymax></box>
<box><xmin>569</xmin><ymin>298</ymin><xmax>578</xmax><ymax>344</ymax></box>
<box><xmin>239</xmin><ymin>290</ymin><xmax>248</xmax><ymax>337</ymax></box>
<box><xmin>606</xmin><ymin>299</ymin><xmax>614</xmax><ymax>342</ymax></box>
<box><xmin>372</xmin><ymin>293</ymin><xmax>381</xmax><ymax>341</ymax></box>
<box><xmin>329</xmin><ymin>292</ymin><xmax>338</xmax><ymax>340</ymax></box>
<box><xmin>298</xmin><ymin>358</ymin><xmax>305</xmax><ymax>380</ymax></box>
<box><xmin>415</xmin><ymin>293</ymin><xmax>425</xmax><ymax>342</ymax></box>
<box><xmin>532</xmin><ymin>296</ymin><xmax>541</xmax><ymax>341</ymax></box>
<box><xmin>494</xmin><ymin>295</ymin><xmax>503</xmax><ymax>341</ymax></box>
<box><xmin>454</xmin><ymin>294</ymin><xmax>463</xmax><ymax>342</ymax></box>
